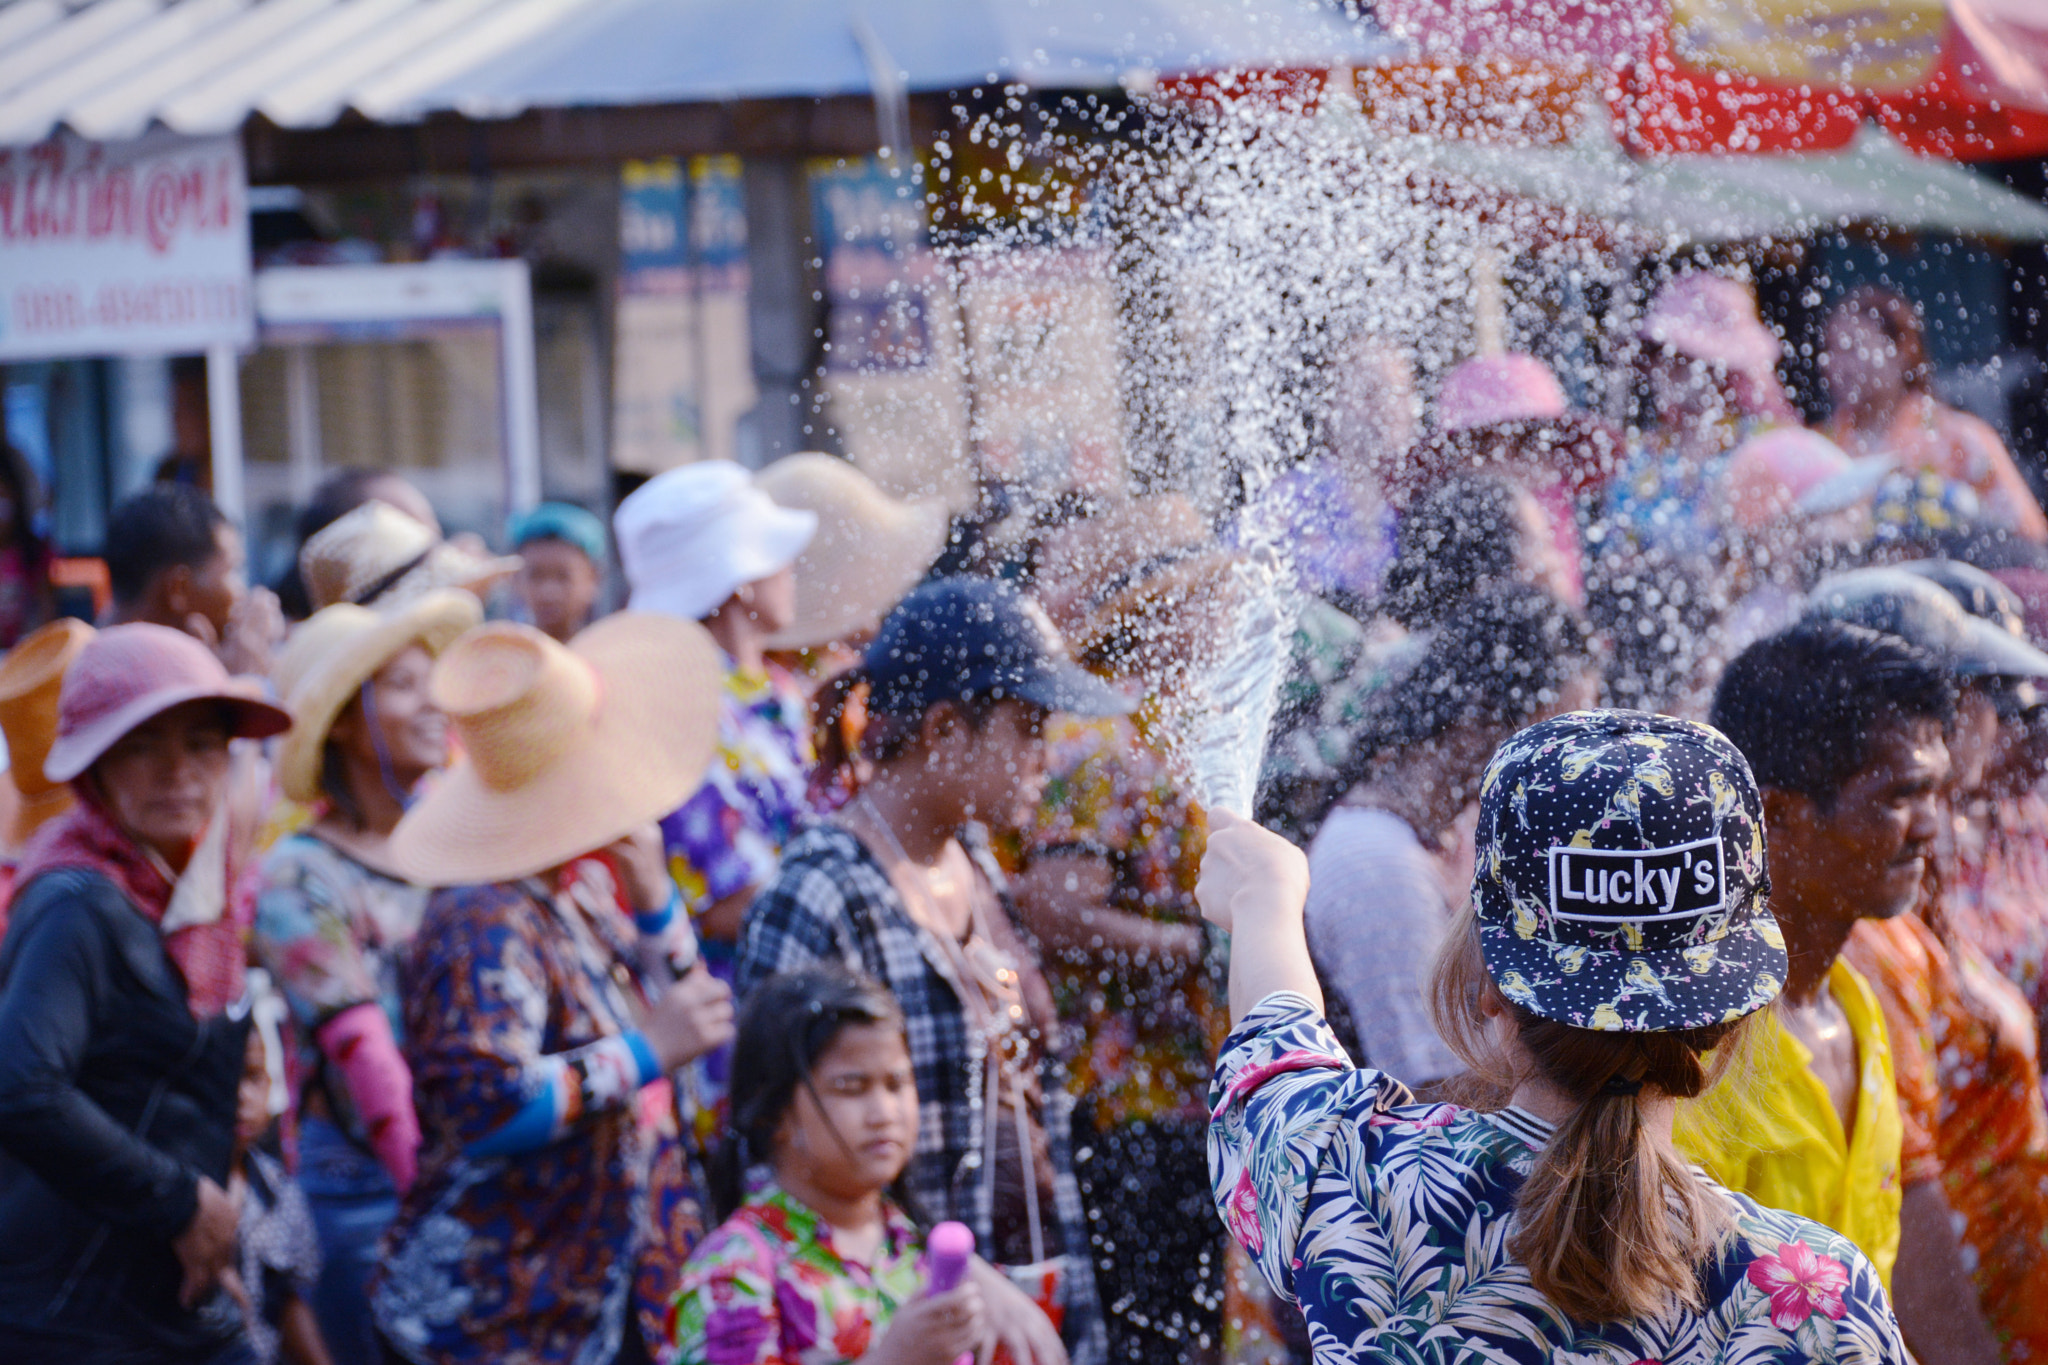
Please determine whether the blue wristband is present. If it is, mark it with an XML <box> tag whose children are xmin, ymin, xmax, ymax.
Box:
<box><xmin>635</xmin><ymin>884</ymin><xmax>683</xmax><ymax>937</ymax></box>
<box><xmin>624</xmin><ymin>1030</ymin><xmax>663</xmax><ymax>1085</ymax></box>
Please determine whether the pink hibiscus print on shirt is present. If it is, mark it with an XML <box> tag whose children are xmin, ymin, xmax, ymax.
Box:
<box><xmin>1368</xmin><ymin>1103</ymin><xmax>1459</xmax><ymax>1130</ymax></box>
<box><xmin>1223</xmin><ymin>1169</ymin><xmax>1264</xmax><ymax>1254</ymax></box>
<box><xmin>1746</xmin><ymin>1240</ymin><xmax>1850</xmax><ymax>1330</ymax></box>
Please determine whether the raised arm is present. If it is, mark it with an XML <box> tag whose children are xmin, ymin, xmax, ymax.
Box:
<box><xmin>1195</xmin><ymin>809</ymin><xmax>1321</xmax><ymax>1023</ymax></box>
<box><xmin>401</xmin><ymin>887</ymin><xmax>732</xmax><ymax>1158</ymax></box>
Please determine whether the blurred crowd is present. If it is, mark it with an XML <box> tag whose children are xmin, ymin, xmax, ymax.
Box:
<box><xmin>1</xmin><ymin>272</ymin><xmax>2047</xmax><ymax>1365</ymax></box>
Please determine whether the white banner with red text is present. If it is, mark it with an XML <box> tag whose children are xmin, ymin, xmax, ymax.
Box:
<box><xmin>0</xmin><ymin>130</ymin><xmax>253</xmax><ymax>362</ymax></box>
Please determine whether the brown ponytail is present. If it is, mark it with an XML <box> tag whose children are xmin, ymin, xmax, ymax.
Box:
<box><xmin>1429</xmin><ymin>904</ymin><xmax>1754</xmax><ymax>1322</ymax></box>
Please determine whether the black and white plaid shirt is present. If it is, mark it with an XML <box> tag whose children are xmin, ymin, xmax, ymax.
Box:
<box><xmin>737</xmin><ymin>826</ymin><xmax>1103</xmax><ymax>1363</ymax></box>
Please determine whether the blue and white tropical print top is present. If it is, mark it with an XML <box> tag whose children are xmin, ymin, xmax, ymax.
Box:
<box><xmin>1208</xmin><ymin>992</ymin><xmax>1908</xmax><ymax>1364</ymax></box>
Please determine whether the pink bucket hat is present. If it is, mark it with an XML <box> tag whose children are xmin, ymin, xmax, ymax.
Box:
<box><xmin>1435</xmin><ymin>354</ymin><xmax>1569</xmax><ymax>434</ymax></box>
<box><xmin>44</xmin><ymin>624</ymin><xmax>292</xmax><ymax>784</ymax></box>
<box><xmin>1640</xmin><ymin>274</ymin><xmax>1782</xmax><ymax>375</ymax></box>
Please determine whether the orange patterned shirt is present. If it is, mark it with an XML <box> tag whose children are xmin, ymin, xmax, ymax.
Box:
<box><xmin>1844</xmin><ymin>911</ymin><xmax>2048</xmax><ymax>1355</ymax></box>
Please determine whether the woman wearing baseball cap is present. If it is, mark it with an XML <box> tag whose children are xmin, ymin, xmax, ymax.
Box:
<box><xmin>1198</xmin><ymin>709</ymin><xmax>1908</xmax><ymax>1358</ymax></box>
<box><xmin>739</xmin><ymin>576</ymin><xmax>1126</xmax><ymax>1365</ymax></box>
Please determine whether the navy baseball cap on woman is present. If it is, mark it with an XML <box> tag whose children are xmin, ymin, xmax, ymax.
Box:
<box><xmin>1474</xmin><ymin>709</ymin><xmax>1784</xmax><ymax>1033</ymax></box>
<box><xmin>865</xmin><ymin>576</ymin><xmax>1132</xmax><ymax>721</ymax></box>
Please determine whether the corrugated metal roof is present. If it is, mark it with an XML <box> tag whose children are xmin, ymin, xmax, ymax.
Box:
<box><xmin>0</xmin><ymin>0</ymin><xmax>1394</xmax><ymax>145</ymax></box>
<box><xmin>0</xmin><ymin>0</ymin><xmax>602</xmax><ymax>142</ymax></box>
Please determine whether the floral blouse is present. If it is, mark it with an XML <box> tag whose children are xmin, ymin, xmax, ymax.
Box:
<box><xmin>1021</xmin><ymin>711</ymin><xmax>1220</xmax><ymax>1129</ymax></box>
<box><xmin>660</xmin><ymin>661</ymin><xmax>815</xmax><ymax>920</ymax></box>
<box><xmin>666</xmin><ymin>1185</ymin><xmax>924</xmax><ymax>1365</ymax></box>
<box><xmin>254</xmin><ymin>832</ymin><xmax>429</xmax><ymax>1142</ymax></box>
<box><xmin>370</xmin><ymin>879</ymin><xmax>703</xmax><ymax>1365</ymax></box>
<box><xmin>1844</xmin><ymin>910</ymin><xmax>2048</xmax><ymax>1352</ymax></box>
<box><xmin>1210</xmin><ymin>992</ymin><xmax>1908</xmax><ymax>1364</ymax></box>
<box><xmin>661</xmin><ymin>661</ymin><xmax>816</xmax><ymax>1151</ymax></box>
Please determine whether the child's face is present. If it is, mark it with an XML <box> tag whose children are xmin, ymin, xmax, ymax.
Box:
<box><xmin>774</xmin><ymin>1022</ymin><xmax>918</xmax><ymax>1201</ymax></box>
<box><xmin>235</xmin><ymin>1030</ymin><xmax>273</xmax><ymax>1148</ymax></box>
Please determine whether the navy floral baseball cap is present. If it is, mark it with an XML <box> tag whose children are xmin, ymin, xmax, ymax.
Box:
<box><xmin>1473</xmin><ymin>709</ymin><xmax>1784</xmax><ymax>1033</ymax></box>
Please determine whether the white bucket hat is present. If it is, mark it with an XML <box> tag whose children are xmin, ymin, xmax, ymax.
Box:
<box><xmin>614</xmin><ymin>461</ymin><xmax>818</xmax><ymax>622</ymax></box>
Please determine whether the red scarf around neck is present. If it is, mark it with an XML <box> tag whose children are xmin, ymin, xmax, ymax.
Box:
<box><xmin>13</xmin><ymin>790</ymin><xmax>247</xmax><ymax>1018</ymax></box>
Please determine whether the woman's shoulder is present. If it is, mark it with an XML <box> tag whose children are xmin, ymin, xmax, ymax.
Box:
<box><xmin>6</xmin><ymin>866</ymin><xmax>142</xmax><ymax>952</ymax></box>
<box><xmin>1698</xmin><ymin>1180</ymin><xmax>1902</xmax><ymax>1345</ymax></box>
<box><xmin>412</xmin><ymin>880</ymin><xmax>549</xmax><ymax>948</ymax></box>
<box><xmin>757</xmin><ymin>827</ymin><xmax>895</xmax><ymax>904</ymax></box>
<box><xmin>257</xmin><ymin>830</ymin><xmax>378</xmax><ymax>892</ymax></box>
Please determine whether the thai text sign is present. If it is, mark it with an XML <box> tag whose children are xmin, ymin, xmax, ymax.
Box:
<box><xmin>0</xmin><ymin>131</ymin><xmax>253</xmax><ymax>361</ymax></box>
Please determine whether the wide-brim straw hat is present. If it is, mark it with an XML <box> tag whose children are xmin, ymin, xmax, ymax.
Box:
<box><xmin>756</xmin><ymin>453</ymin><xmax>950</xmax><ymax>650</ymax></box>
<box><xmin>44</xmin><ymin>624</ymin><xmax>292</xmax><ymax>784</ymax></box>
<box><xmin>0</xmin><ymin>618</ymin><xmax>95</xmax><ymax>844</ymax></box>
<box><xmin>390</xmin><ymin>613</ymin><xmax>722</xmax><ymax>886</ymax></box>
<box><xmin>273</xmin><ymin>590</ymin><xmax>484</xmax><ymax>805</ymax></box>
<box><xmin>301</xmin><ymin>500</ymin><xmax>520</xmax><ymax>612</ymax></box>
<box><xmin>1034</xmin><ymin>495</ymin><xmax>1239</xmax><ymax>657</ymax></box>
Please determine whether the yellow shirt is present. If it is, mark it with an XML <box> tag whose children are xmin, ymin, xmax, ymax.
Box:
<box><xmin>1673</xmin><ymin>958</ymin><xmax>1905</xmax><ymax>1286</ymax></box>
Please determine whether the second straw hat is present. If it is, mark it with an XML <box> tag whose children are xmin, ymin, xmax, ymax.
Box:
<box><xmin>272</xmin><ymin>590</ymin><xmax>484</xmax><ymax>805</ymax></box>
<box><xmin>755</xmin><ymin>453</ymin><xmax>950</xmax><ymax>650</ymax></box>
<box><xmin>302</xmin><ymin>501</ymin><xmax>520</xmax><ymax>612</ymax></box>
<box><xmin>390</xmin><ymin>613</ymin><xmax>723</xmax><ymax>886</ymax></box>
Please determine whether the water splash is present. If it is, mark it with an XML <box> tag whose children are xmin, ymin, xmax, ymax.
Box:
<box><xmin>1186</xmin><ymin>543</ymin><xmax>1298</xmax><ymax>816</ymax></box>
<box><xmin>904</xmin><ymin>75</ymin><xmax>1635</xmax><ymax>810</ymax></box>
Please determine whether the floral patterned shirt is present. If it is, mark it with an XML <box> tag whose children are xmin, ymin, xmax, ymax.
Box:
<box><xmin>1951</xmin><ymin>794</ymin><xmax>2048</xmax><ymax>1020</ymax></box>
<box><xmin>666</xmin><ymin>1185</ymin><xmax>924</xmax><ymax>1365</ymax></box>
<box><xmin>1211</xmin><ymin>992</ymin><xmax>1908</xmax><ymax>1364</ymax></box>
<box><xmin>661</xmin><ymin>662</ymin><xmax>816</xmax><ymax>1148</ymax></box>
<box><xmin>1022</xmin><ymin>711</ymin><xmax>1219</xmax><ymax>1129</ymax></box>
<box><xmin>253</xmin><ymin>832</ymin><xmax>430</xmax><ymax>1144</ymax></box>
<box><xmin>370</xmin><ymin>880</ymin><xmax>703</xmax><ymax>1365</ymax></box>
<box><xmin>661</xmin><ymin>661</ymin><xmax>815</xmax><ymax>919</ymax></box>
<box><xmin>1844</xmin><ymin>910</ymin><xmax>2048</xmax><ymax>1353</ymax></box>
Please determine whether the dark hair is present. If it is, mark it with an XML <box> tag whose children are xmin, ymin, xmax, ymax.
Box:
<box><xmin>104</xmin><ymin>484</ymin><xmax>228</xmax><ymax>606</ymax></box>
<box><xmin>0</xmin><ymin>442</ymin><xmax>44</xmax><ymax>552</ymax></box>
<box><xmin>1830</xmin><ymin>285</ymin><xmax>1933</xmax><ymax>397</ymax></box>
<box><xmin>711</xmin><ymin>967</ymin><xmax>910</xmax><ymax>1221</ymax></box>
<box><xmin>1710</xmin><ymin>617</ymin><xmax>1954</xmax><ymax>807</ymax></box>
<box><xmin>1584</xmin><ymin>546</ymin><xmax>1721</xmax><ymax>712</ymax></box>
<box><xmin>320</xmin><ymin>732</ymin><xmax>367</xmax><ymax>830</ymax></box>
<box><xmin>811</xmin><ymin>665</ymin><xmax>1027</xmax><ymax>798</ymax></box>
<box><xmin>1334</xmin><ymin>586</ymin><xmax>1594</xmax><ymax>796</ymax></box>
<box><xmin>1381</xmin><ymin>475</ymin><xmax>1533</xmax><ymax>630</ymax></box>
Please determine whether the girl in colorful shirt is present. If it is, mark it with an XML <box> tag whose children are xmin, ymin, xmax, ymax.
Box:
<box><xmin>667</xmin><ymin>967</ymin><xmax>987</xmax><ymax>1365</ymax></box>
<box><xmin>1199</xmin><ymin>710</ymin><xmax>1908</xmax><ymax>1363</ymax></box>
<box><xmin>255</xmin><ymin>590</ymin><xmax>480</xmax><ymax>1365</ymax></box>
